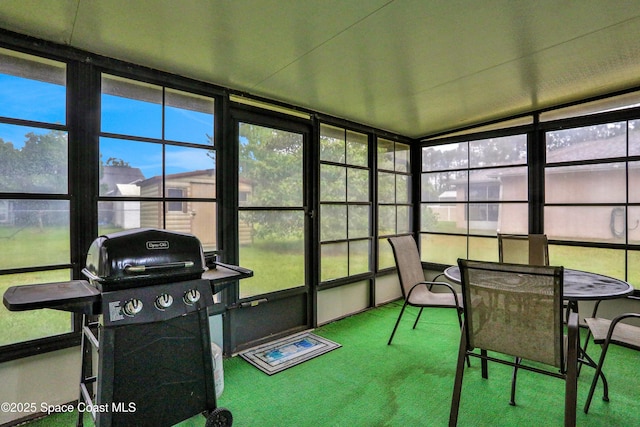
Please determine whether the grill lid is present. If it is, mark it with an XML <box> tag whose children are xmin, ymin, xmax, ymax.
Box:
<box><xmin>84</xmin><ymin>228</ymin><xmax>205</xmax><ymax>291</ymax></box>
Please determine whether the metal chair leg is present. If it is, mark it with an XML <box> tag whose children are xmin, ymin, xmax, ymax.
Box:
<box><xmin>449</xmin><ymin>326</ymin><xmax>468</xmax><ymax>427</ymax></box>
<box><xmin>455</xmin><ymin>308</ymin><xmax>470</xmax><ymax>367</ymax></box>
<box><xmin>565</xmin><ymin>310</ymin><xmax>579</xmax><ymax>427</ymax></box>
<box><xmin>481</xmin><ymin>350</ymin><xmax>488</xmax><ymax>378</ymax></box>
<box><xmin>412</xmin><ymin>307</ymin><xmax>424</xmax><ymax>329</ymax></box>
<box><xmin>510</xmin><ymin>357</ymin><xmax>521</xmax><ymax>406</ymax></box>
<box><xmin>584</xmin><ymin>341</ymin><xmax>611</xmax><ymax>413</ymax></box>
<box><xmin>388</xmin><ymin>301</ymin><xmax>409</xmax><ymax>345</ymax></box>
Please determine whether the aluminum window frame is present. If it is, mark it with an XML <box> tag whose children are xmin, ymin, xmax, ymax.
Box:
<box><xmin>319</xmin><ymin>123</ymin><xmax>373</xmax><ymax>286</ymax></box>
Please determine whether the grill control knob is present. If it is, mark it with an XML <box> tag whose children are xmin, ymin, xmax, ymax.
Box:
<box><xmin>123</xmin><ymin>298</ymin><xmax>143</xmax><ymax>316</ymax></box>
<box><xmin>183</xmin><ymin>289</ymin><xmax>201</xmax><ymax>305</ymax></box>
<box><xmin>155</xmin><ymin>294</ymin><xmax>174</xmax><ymax>310</ymax></box>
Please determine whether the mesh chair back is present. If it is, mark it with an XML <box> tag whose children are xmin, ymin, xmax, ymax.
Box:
<box><xmin>498</xmin><ymin>233</ymin><xmax>549</xmax><ymax>266</ymax></box>
<box><xmin>388</xmin><ymin>236</ymin><xmax>425</xmax><ymax>298</ymax></box>
<box><xmin>458</xmin><ymin>259</ymin><xmax>563</xmax><ymax>368</ymax></box>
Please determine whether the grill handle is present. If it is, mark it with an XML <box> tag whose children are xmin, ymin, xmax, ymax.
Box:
<box><xmin>81</xmin><ymin>261</ymin><xmax>195</xmax><ymax>282</ymax></box>
<box><xmin>124</xmin><ymin>261</ymin><xmax>195</xmax><ymax>274</ymax></box>
<box><xmin>211</xmin><ymin>261</ymin><xmax>253</xmax><ymax>277</ymax></box>
<box><xmin>82</xmin><ymin>268</ymin><xmax>101</xmax><ymax>282</ymax></box>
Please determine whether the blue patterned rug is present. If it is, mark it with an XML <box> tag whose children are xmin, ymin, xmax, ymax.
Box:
<box><xmin>239</xmin><ymin>331</ymin><xmax>341</xmax><ymax>375</ymax></box>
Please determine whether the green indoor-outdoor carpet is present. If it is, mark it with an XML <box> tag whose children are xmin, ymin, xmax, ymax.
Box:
<box><xmin>20</xmin><ymin>301</ymin><xmax>640</xmax><ymax>426</ymax></box>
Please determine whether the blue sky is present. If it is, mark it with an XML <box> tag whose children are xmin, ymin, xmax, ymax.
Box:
<box><xmin>0</xmin><ymin>73</ymin><xmax>215</xmax><ymax>178</ymax></box>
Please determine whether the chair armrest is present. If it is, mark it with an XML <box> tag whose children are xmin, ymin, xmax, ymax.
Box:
<box><xmin>566</xmin><ymin>308</ymin><xmax>580</xmax><ymax>368</ymax></box>
<box><xmin>406</xmin><ymin>281</ymin><xmax>441</xmax><ymax>297</ymax></box>
<box><xmin>425</xmin><ymin>280</ymin><xmax>458</xmax><ymax>293</ymax></box>
<box><xmin>589</xmin><ymin>299</ymin><xmax>603</xmax><ymax>318</ymax></box>
<box><xmin>565</xmin><ymin>306</ymin><xmax>579</xmax><ymax>416</ymax></box>
<box><xmin>408</xmin><ymin>281</ymin><xmax>461</xmax><ymax>308</ymax></box>
<box><xmin>591</xmin><ymin>295</ymin><xmax>640</xmax><ymax>317</ymax></box>
<box><xmin>587</xmin><ymin>312</ymin><xmax>640</xmax><ymax>348</ymax></box>
<box><xmin>590</xmin><ymin>294</ymin><xmax>639</xmax><ymax>318</ymax></box>
<box><xmin>432</xmin><ymin>272</ymin><xmax>445</xmax><ymax>281</ymax></box>
<box><xmin>566</xmin><ymin>307</ymin><xmax>579</xmax><ymax>334</ymax></box>
<box><xmin>607</xmin><ymin>312</ymin><xmax>640</xmax><ymax>336</ymax></box>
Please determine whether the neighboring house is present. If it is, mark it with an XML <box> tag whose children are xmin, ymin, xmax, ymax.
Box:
<box><xmin>528</xmin><ymin>133</ymin><xmax>640</xmax><ymax>242</ymax></box>
<box><xmin>101</xmin><ymin>165</ymin><xmax>145</xmax><ymax>195</ymax></box>
<box><xmin>99</xmin><ymin>165</ymin><xmax>145</xmax><ymax>228</ymax></box>
<box><xmin>99</xmin><ymin>166</ymin><xmax>253</xmax><ymax>249</ymax></box>
<box><xmin>111</xmin><ymin>184</ymin><xmax>140</xmax><ymax>229</ymax></box>
<box><xmin>428</xmin><ymin>191</ymin><xmax>457</xmax><ymax>223</ymax></box>
<box><xmin>137</xmin><ymin>169</ymin><xmax>217</xmax><ymax>249</ymax></box>
<box><xmin>440</xmin><ymin>133</ymin><xmax>640</xmax><ymax>241</ymax></box>
<box><xmin>0</xmin><ymin>200</ymin><xmax>11</xmax><ymax>225</ymax></box>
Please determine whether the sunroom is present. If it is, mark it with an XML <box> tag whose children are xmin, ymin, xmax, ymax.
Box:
<box><xmin>1</xmin><ymin>1</ymin><xmax>639</xmax><ymax>426</ymax></box>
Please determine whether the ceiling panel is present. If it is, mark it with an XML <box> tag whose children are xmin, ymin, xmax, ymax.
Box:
<box><xmin>0</xmin><ymin>0</ymin><xmax>77</xmax><ymax>44</ymax></box>
<box><xmin>1</xmin><ymin>0</ymin><xmax>640</xmax><ymax>138</ymax></box>
<box><xmin>71</xmin><ymin>0</ymin><xmax>392</xmax><ymax>88</ymax></box>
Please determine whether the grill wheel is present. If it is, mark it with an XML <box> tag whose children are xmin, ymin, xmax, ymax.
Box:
<box><xmin>205</xmin><ymin>407</ymin><xmax>233</xmax><ymax>427</ymax></box>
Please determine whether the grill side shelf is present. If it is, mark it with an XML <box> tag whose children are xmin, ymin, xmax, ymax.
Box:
<box><xmin>3</xmin><ymin>280</ymin><xmax>101</xmax><ymax>314</ymax></box>
<box><xmin>204</xmin><ymin>262</ymin><xmax>253</xmax><ymax>294</ymax></box>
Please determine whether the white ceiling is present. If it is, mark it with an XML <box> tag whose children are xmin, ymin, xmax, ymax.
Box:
<box><xmin>1</xmin><ymin>0</ymin><xmax>640</xmax><ymax>138</ymax></box>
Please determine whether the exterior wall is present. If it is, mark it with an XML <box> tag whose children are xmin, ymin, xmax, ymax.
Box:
<box><xmin>544</xmin><ymin>167</ymin><xmax>640</xmax><ymax>241</ymax></box>
<box><xmin>545</xmin><ymin>168</ymin><xmax>626</xmax><ymax>204</ymax></box>
<box><xmin>238</xmin><ymin>180</ymin><xmax>254</xmax><ymax>246</ymax></box>
<box><xmin>497</xmin><ymin>174</ymin><xmax>528</xmax><ymax>233</ymax></box>
<box><xmin>139</xmin><ymin>174</ymin><xmax>215</xmax><ymax>237</ymax></box>
<box><xmin>455</xmin><ymin>189</ymin><xmax>466</xmax><ymax>229</ymax></box>
<box><xmin>134</xmin><ymin>173</ymin><xmax>253</xmax><ymax>246</ymax></box>
<box><xmin>497</xmin><ymin>202</ymin><xmax>528</xmax><ymax>233</ymax></box>
<box><xmin>139</xmin><ymin>182</ymin><xmax>163</xmax><ymax>229</ymax></box>
<box><xmin>0</xmin><ymin>348</ymin><xmax>79</xmax><ymax>425</ymax></box>
<box><xmin>430</xmin><ymin>205</ymin><xmax>455</xmax><ymax>222</ymax></box>
<box><xmin>238</xmin><ymin>222</ymin><xmax>253</xmax><ymax>245</ymax></box>
<box><xmin>453</xmin><ymin>168</ymin><xmax>640</xmax><ymax>241</ymax></box>
<box><xmin>114</xmin><ymin>200</ymin><xmax>140</xmax><ymax>228</ymax></box>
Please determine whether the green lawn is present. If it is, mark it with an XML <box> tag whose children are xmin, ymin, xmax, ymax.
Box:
<box><xmin>422</xmin><ymin>233</ymin><xmax>639</xmax><ymax>289</ymax></box>
<box><xmin>0</xmin><ymin>227</ymin><xmax>74</xmax><ymax>346</ymax></box>
<box><xmin>0</xmin><ymin>226</ymin><xmax>115</xmax><ymax>346</ymax></box>
<box><xmin>239</xmin><ymin>242</ymin><xmax>305</xmax><ymax>298</ymax></box>
<box><xmin>239</xmin><ymin>238</ymin><xmax>377</xmax><ymax>298</ymax></box>
<box><xmin>2</xmin><ymin>227</ymin><xmax>638</xmax><ymax>346</ymax></box>
<box><xmin>0</xmin><ymin>226</ymin><xmax>70</xmax><ymax>270</ymax></box>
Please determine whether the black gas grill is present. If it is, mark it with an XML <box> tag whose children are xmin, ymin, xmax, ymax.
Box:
<box><xmin>3</xmin><ymin>228</ymin><xmax>252</xmax><ymax>427</ymax></box>
<box><xmin>84</xmin><ymin>228</ymin><xmax>207</xmax><ymax>291</ymax></box>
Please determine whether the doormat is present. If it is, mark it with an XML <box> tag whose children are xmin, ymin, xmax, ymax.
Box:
<box><xmin>239</xmin><ymin>331</ymin><xmax>341</xmax><ymax>375</ymax></box>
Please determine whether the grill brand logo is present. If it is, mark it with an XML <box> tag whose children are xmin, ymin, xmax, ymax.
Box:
<box><xmin>146</xmin><ymin>240</ymin><xmax>170</xmax><ymax>250</ymax></box>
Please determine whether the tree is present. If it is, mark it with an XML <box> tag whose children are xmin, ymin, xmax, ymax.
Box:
<box><xmin>0</xmin><ymin>130</ymin><xmax>68</xmax><ymax>229</ymax></box>
<box><xmin>546</xmin><ymin>122</ymin><xmax>627</xmax><ymax>152</ymax></box>
<box><xmin>105</xmin><ymin>157</ymin><xmax>131</xmax><ymax>167</ymax></box>
<box><xmin>0</xmin><ymin>130</ymin><xmax>67</xmax><ymax>194</ymax></box>
<box><xmin>422</xmin><ymin>135</ymin><xmax>527</xmax><ymax>199</ymax></box>
<box><xmin>0</xmin><ymin>138</ymin><xmax>20</xmax><ymax>190</ymax></box>
<box><xmin>239</xmin><ymin>124</ymin><xmax>304</xmax><ymax>242</ymax></box>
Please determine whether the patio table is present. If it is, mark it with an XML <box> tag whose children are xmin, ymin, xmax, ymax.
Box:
<box><xmin>443</xmin><ymin>264</ymin><xmax>634</xmax><ymax>393</ymax></box>
<box><xmin>443</xmin><ymin>266</ymin><xmax>633</xmax><ymax>304</ymax></box>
